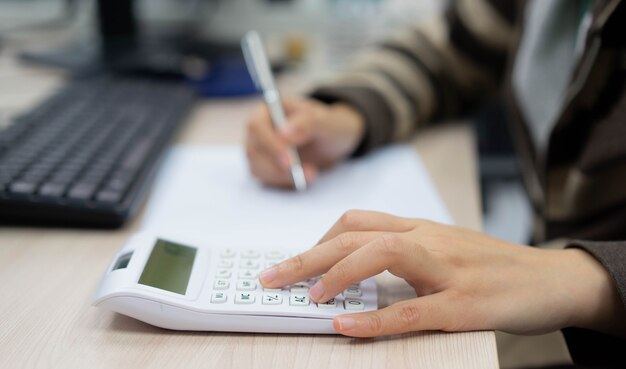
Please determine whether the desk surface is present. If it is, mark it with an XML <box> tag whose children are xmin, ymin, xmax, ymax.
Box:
<box><xmin>0</xmin><ymin>50</ymin><xmax>497</xmax><ymax>369</ymax></box>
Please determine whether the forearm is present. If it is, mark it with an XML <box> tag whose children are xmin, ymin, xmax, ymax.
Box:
<box><xmin>311</xmin><ymin>0</ymin><xmax>517</xmax><ymax>155</ymax></box>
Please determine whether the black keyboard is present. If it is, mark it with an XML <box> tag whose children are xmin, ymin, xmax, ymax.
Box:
<box><xmin>0</xmin><ymin>75</ymin><xmax>195</xmax><ymax>227</ymax></box>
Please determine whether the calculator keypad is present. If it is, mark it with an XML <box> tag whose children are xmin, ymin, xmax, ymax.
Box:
<box><xmin>207</xmin><ymin>249</ymin><xmax>369</xmax><ymax>315</ymax></box>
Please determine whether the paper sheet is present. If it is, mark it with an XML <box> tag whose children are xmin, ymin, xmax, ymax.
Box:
<box><xmin>142</xmin><ymin>145</ymin><xmax>452</xmax><ymax>250</ymax></box>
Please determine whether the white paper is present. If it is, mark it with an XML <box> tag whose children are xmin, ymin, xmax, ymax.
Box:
<box><xmin>141</xmin><ymin>145</ymin><xmax>452</xmax><ymax>250</ymax></box>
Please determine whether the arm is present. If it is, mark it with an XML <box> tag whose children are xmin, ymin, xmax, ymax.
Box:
<box><xmin>244</xmin><ymin>0</ymin><xmax>518</xmax><ymax>187</ymax></box>
<box><xmin>259</xmin><ymin>211</ymin><xmax>626</xmax><ymax>366</ymax></box>
<box><xmin>562</xmin><ymin>240</ymin><xmax>626</xmax><ymax>368</ymax></box>
<box><xmin>312</xmin><ymin>0</ymin><xmax>517</xmax><ymax>155</ymax></box>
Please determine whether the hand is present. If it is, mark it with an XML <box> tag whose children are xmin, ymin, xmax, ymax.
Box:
<box><xmin>245</xmin><ymin>97</ymin><xmax>364</xmax><ymax>188</ymax></box>
<box><xmin>259</xmin><ymin>210</ymin><xmax>624</xmax><ymax>337</ymax></box>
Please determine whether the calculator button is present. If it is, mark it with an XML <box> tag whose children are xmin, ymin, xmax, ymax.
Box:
<box><xmin>215</xmin><ymin>269</ymin><xmax>232</xmax><ymax>278</ymax></box>
<box><xmin>235</xmin><ymin>293</ymin><xmax>256</xmax><ymax>304</ymax></box>
<box><xmin>237</xmin><ymin>280</ymin><xmax>257</xmax><ymax>291</ymax></box>
<box><xmin>263</xmin><ymin>288</ymin><xmax>282</xmax><ymax>293</ymax></box>
<box><xmin>290</xmin><ymin>283</ymin><xmax>309</xmax><ymax>293</ymax></box>
<box><xmin>265</xmin><ymin>251</ymin><xmax>285</xmax><ymax>260</ymax></box>
<box><xmin>262</xmin><ymin>294</ymin><xmax>283</xmax><ymax>305</ymax></box>
<box><xmin>240</xmin><ymin>260</ymin><xmax>260</xmax><ymax>269</ymax></box>
<box><xmin>317</xmin><ymin>298</ymin><xmax>337</xmax><ymax>308</ymax></box>
<box><xmin>238</xmin><ymin>269</ymin><xmax>258</xmax><ymax>279</ymax></box>
<box><xmin>265</xmin><ymin>261</ymin><xmax>278</xmax><ymax>269</ymax></box>
<box><xmin>213</xmin><ymin>278</ymin><xmax>230</xmax><ymax>290</ymax></box>
<box><xmin>220</xmin><ymin>249</ymin><xmax>237</xmax><ymax>258</ymax></box>
<box><xmin>290</xmin><ymin>294</ymin><xmax>310</xmax><ymax>306</ymax></box>
<box><xmin>344</xmin><ymin>299</ymin><xmax>364</xmax><ymax>310</ymax></box>
<box><xmin>211</xmin><ymin>292</ymin><xmax>227</xmax><ymax>303</ymax></box>
<box><xmin>343</xmin><ymin>286</ymin><xmax>362</xmax><ymax>298</ymax></box>
<box><xmin>217</xmin><ymin>259</ymin><xmax>234</xmax><ymax>268</ymax></box>
<box><xmin>241</xmin><ymin>250</ymin><xmax>261</xmax><ymax>259</ymax></box>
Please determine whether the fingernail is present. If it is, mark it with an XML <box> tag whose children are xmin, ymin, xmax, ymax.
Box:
<box><xmin>335</xmin><ymin>317</ymin><xmax>356</xmax><ymax>331</ymax></box>
<box><xmin>260</xmin><ymin>267</ymin><xmax>277</xmax><ymax>285</ymax></box>
<box><xmin>309</xmin><ymin>281</ymin><xmax>325</xmax><ymax>301</ymax></box>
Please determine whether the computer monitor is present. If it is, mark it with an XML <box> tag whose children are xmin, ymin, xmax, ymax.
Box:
<box><xmin>21</xmin><ymin>0</ymin><xmax>237</xmax><ymax>77</ymax></box>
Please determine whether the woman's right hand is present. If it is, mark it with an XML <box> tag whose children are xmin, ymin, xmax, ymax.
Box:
<box><xmin>245</xmin><ymin>97</ymin><xmax>365</xmax><ymax>189</ymax></box>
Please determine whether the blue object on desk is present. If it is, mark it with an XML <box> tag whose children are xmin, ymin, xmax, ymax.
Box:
<box><xmin>188</xmin><ymin>55</ymin><xmax>257</xmax><ymax>97</ymax></box>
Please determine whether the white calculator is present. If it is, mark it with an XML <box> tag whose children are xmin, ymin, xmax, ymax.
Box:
<box><xmin>93</xmin><ymin>232</ymin><xmax>378</xmax><ymax>333</ymax></box>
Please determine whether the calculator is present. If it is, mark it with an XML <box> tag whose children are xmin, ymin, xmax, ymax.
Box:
<box><xmin>93</xmin><ymin>232</ymin><xmax>378</xmax><ymax>333</ymax></box>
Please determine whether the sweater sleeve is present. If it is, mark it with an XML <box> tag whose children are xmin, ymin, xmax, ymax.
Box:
<box><xmin>562</xmin><ymin>240</ymin><xmax>626</xmax><ymax>368</ymax></box>
<box><xmin>311</xmin><ymin>0</ymin><xmax>517</xmax><ymax>156</ymax></box>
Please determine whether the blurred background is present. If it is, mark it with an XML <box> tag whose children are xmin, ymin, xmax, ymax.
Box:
<box><xmin>0</xmin><ymin>0</ymin><xmax>531</xmax><ymax>245</ymax></box>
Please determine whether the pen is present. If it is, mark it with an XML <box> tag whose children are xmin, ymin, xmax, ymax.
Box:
<box><xmin>241</xmin><ymin>30</ymin><xmax>307</xmax><ymax>192</ymax></box>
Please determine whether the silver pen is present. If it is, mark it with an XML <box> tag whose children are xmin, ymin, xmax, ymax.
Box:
<box><xmin>241</xmin><ymin>30</ymin><xmax>307</xmax><ymax>192</ymax></box>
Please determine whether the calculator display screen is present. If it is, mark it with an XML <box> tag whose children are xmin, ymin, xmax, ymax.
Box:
<box><xmin>138</xmin><ymin>239</ymin><xmax>197</xmax><ymax>295</ymax></box>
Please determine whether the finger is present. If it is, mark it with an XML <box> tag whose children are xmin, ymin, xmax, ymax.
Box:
<box><xmin>246</xmin><ymin>144</ymin><xmax>293</xmax><ymax>187</ymax></box>
<box><xmin>318</xmin><ymin>210</ymin><xmax>417</xmax><ymax>245</ymax></box>
<box><xmin>247</xmin><ymin>106</ymin><xmax>291</xmax><ymax>170</ymax></box>
<box><xmin>309</xmin><ymin>233</ymin><xmax>410</xmax><ymax>303</ymax></box>
<box><xmin>259</xmin><ymin>231</ymin><xmax>383</xmax><ymax>288</ymax></box>
<box><xmin>247</xmin><ymin>143</ymin><xmax>320</xmax><ymax>189</ymax></box>
<box><xmin>333</xmin><ymin>293</ymin><xmax>455</xmax><ymax>337</ymax></box>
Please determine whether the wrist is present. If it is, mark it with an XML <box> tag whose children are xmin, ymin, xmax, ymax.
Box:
<box><xmin>557</xmin><ymin>248</ymin><xmax>625</xmax><ymax>335</ymax></box>
<box><xmin>328</xmin><ymin>103</ymin><xmax>365</xmax><ymax>157</ymax></box>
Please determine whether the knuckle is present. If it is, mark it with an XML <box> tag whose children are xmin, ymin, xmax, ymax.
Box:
<box><xmin>338</xmin><ymin>209</ymin><xmax>366</xmax><ymax>230</ymax></box>
<box><xmin>286</xmin><ymin>254</ymin><xmax>305</xmax><ymax>273</ymax></box>
<box><xmin>377</xmin><ymin>234</ymin><xmax>403</xmax><ymax>258</ymax></box>
<box><xmin>395</xmin><ymin>304</ymin><xmax>421</xmax><ymax>328</ymax></box>
<box><xmin>335</xmin><ymin>233</ymin><xmax>357</xmax><ymax>254</ymax></box>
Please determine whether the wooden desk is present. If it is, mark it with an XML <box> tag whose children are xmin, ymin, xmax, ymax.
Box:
<box><xmin>0</xmin><ymin>50</ymin><xmax>497</xmax><ymax>369</ymax></box>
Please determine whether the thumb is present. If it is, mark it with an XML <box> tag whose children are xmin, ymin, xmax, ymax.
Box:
<box><xmin>333</xmin><ymin>293</ymin><xmax>458</xmax><ymax>337</ymax></box>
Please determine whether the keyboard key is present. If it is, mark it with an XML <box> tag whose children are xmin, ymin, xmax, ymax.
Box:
<box><xmin>211</xmin><ymin>292</ymin><xmax>227</xmax><ymax>304</ymax></box>
<box><xmin>220</xmin><ymin>249</ymin><xmax>237</xmax><ymax>258</ymax></box>
<box><xmin>39</xmin><ymin>183</ymin><xmax>66</xmax><ymax>197</ymax></box>
<box><xmin>217</xmin><ymin>259</ymin><xmax>234</xmax><ymax>268</ymax></box>
<box><xmin>263</xmin><ymin>288</ymin><xmax>282</xmax><ymax>293</ymax></box>
<box><xmin>262</xmin><ymin>294</ymin><xmax>283</xmax><ymax>305</ymax></box>
<box><xmin>213</xmin><ymin>279</ymin><xmax>230</xmax><ymax>290</ymax></box>
<box><xmin>67</xmin><ymin>182</ymin><xmax>97</xmax><ymax>201</ymax></box>
<box><xmin>240</xmin><ymin>260</ymin><xmax>259</xmax><ymax>269</ymax></box>
<box><xmin>241</xmin><ymin>250</ymin><xmax>261</xmax><ymax>259</ymax></box>
<box><xmin>236</xmin><ymin>280</ymin><xmax>257</xmax><ymax>291</ymax></box>
<box><xmin>344</xmin><ymin>299</ymin><xmax>364</xmax><ymax>311</ymax></box>
<box><xmin>235</xmin><ymin>293</ymin><xmax>255</xmax><ymax>304</ymax></box>
<box><xmin>290</xmin><ymin>294</ymin><xmax>309</xmax><ymax>306</ymax></box>
<box><xmin>215</xmin><ymin>269</ymin><xmax>232</xmax><ymax>278</ymax></box>
<box><xmin>264</xmin><ymin>251</ymin><xmax>285</xmax><ymax>260</ymax></box>
<box><xmin>343</xmin><ymin>286</ymin><xmax>362</xmax><ymax>298</ymax></box>
<box><xmin>95</xmin><ymin>190</ymin><xmax>123</xmax><ymax>204</ymax></box>
<box><xmin>317</xmin><ymin>298</ymin><xmax>337</xmax><ymax>308</ymax></box>
<box><xmin>121</xmin><ymin>138</ymin><xmax>153</xmax><ymax>171</ymax></box>
<box><xmin>290</xmin><ymin>283</ymin><xmax>309</xmax><ymax>293</ymax></box>
<box><xmin>238</xmin><ymin>269</ymin><xmax>258</xmax><ymax>279</ymax></box>
<box><xmin>9</xmin><ymin>181</ymin><xmax>37</xmax><ymax>195</ymax></box>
